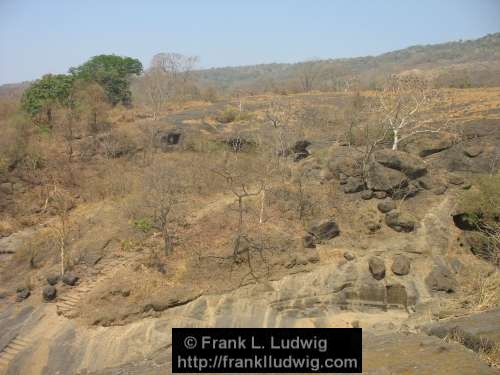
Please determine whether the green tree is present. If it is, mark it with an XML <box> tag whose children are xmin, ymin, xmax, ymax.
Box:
<box><xmin>21</xmin><ymin>74</ymin><xmax>74</xmax><ymax>124</ymax></box>
<box><xmin>70</xmin><ymin>54</ymin><xmax>143</xmax><ymax>105</ymax></box>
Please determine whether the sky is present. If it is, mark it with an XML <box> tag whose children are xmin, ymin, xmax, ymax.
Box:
<box><xmin>0</xmin><ymin>0</ymin><xmax>499</xmax><ymax>84</ymax></box>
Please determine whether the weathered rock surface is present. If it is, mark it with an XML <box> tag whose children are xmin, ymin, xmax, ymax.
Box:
<box><xmin>385</xmin><ymin>211</ymin><xmax>416</xmax><ymax>232</ymax></box>
<box><xmin>401</xmin><ymin>131</ymin><xmax>456</xmax><ymax>157</ymax></box>
<box><xmin>366</xmin><ymin>161</ymin><xmax>408</xmax><ymax>192</ymax></box>
<box><xmin>391</xmin><ymin>255</ymin><xmax>411</xmax><ymax>276</ymax></box>
<box><xmin>327</xmin><ymin>154</ymin><xmax>362</xmax><ymax>178</ymax></box>
<box><xmin>291</xmin><ymin>140</ymin><xmax>311</xmax><ymax>161</ymax></box>
<box><xmin>377</xmin><ymin>199</ymin><xmax>396</xmax><ymax>213</ymax></box>
<box><xmin>343</xmin><ymin>176</ymin><xmax>365</xmax><ymax>193</ymax></box>
<box><xmin>429</xmin><ymin>120</ymin><xmax>500</xmax><ymax>173</ymax></box>
<box><xmin>302</xmin><ymin>234</ymin><xmax>316</xmax><ymax>249</ymax></box>
<box><xmin>307</xmin><ymin>219</ymin><xmax>340</xmax><ymax>241</ymax></box>
<box><xmin>62</xmin><ymin>273</ymin><xmax>79</xmax><ymax>286</ymax></box>
<box><xmin>43</xmin><ymin>285</ymin><xmax>57</xmax><ymax>301</ymax></box>
<box><xmin>368</xmin><ymin>257</ymin><xmax>386</xmax><ymax>280</ymax></box>
<box><xmin>425</xmin><ymin>266</ymin><xmax>457</xmax><ymax>293</ymax></box>
<box><xmin>373</xmin><ymin>149</ymin><xmax>427</xmax><ymax>179</ymax></box>
<box><xmin>15</xmin><ymin>288</ymin><xmax>30</xmax><ymax>302</ymax></box>
<box><xmin>423</xmin><ymin>308</ymin><xmax>500</xmax><ymax>355</ymax></box>
<box><xmin>361</xmin><ymin>190</ymin><xmax>373</xmax><ymax>200</ymax></box>
<box><xmin>46</xmin><ymin>274</ymin><xmax>59</xmax><ymax>285</ymax></box>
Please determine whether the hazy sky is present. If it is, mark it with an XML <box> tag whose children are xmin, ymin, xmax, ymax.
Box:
<box><xmin>0</xmin><ymin>0</ymin><xmax>499</xmax><ymax>84</ymax></box>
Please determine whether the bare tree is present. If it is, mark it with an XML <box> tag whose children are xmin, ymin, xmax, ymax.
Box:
<box><xmin>264</xmin><ymin>99</ymin><xmax>296</xmax><ymax>161</ymax></box>
<box><xmin>143</xmin><ymin>161</ymin><xmax>186</xmax><ymax>254</ymax></box>
<box><xmin>142</xmin><ymin>53</ymin><xmax>199</xmax><ymax>120</ymax></box>
<box><xmin>211</xmin><ymin>167</ymin><xmax>264</xmax><ymax>258</ymax></box>
<box><xmin>297</xmin><ymin>60</ymin><xmax>321</xmax><ymax>92</ymax></box>
<box><xmin>47</xmin><ymin>184</ymin><xmax>73</xmax><ymax>276</ymax></box>
<box><xmin>378</xmin><ymin>75</ymin><xmax>441</xmax><ymax>150</ymax></box>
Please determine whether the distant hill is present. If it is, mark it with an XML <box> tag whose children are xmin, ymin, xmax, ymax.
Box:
<box><xmin>0</xmin><ymin>81</ymin><xmax>31</xmax><ymax>100</ymax></box>
<box><xmin>2</xmin><ymin>32</ymin><xmax>500</xmax><ymax>98</ymax></box>
<box><xmin>196</xmin><ymin>32</ymin><xmax>500</xmax><ymax>93</ymax></box>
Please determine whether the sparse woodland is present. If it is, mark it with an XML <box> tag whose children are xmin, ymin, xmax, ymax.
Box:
<box><xmin>0</xmin><ymin>34</ymin><xmax>500</xmax><ymax>373</ymax></box>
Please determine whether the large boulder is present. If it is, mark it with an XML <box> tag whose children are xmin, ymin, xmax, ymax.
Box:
<box><xmin>343</xmin><ymin>177</ymin><xmax>365</xmax><ymax>193</ymax></box>
<box><xmin>43</xmin><ymin>286</ymin><xmax>57</xmax><ymax>301</ymax></box>
<box><xmin>368</xmin><ymin>257</ymin><xmax>386</xmax><ymax>280</ymax></box>
<box><xmin>154</xmin><ymin>131</ymin><xmax>182</xmax><ymax>151</ymax></box>
<box><xmin>391</xmin><ymin>182</ymin><xmax>420</xmax><ymax>200</ymax></box>
<box><xmin>291</xmin><ymin>140</ymin><xmax>311</xmax><ymax>162</ymax></box>
<box><xmin>429</xmin><ymin>120</ymin><xmax>500</xmax><ymax>173</ymax></box>
<box><xmin>365</xmin><ymin>161</ymin><xmax>408</xmax><ymax>192</ymax></box>
<box><xmin>377</xmin><ymin>200</ymin><xmax>396</xmax><ymax>213</ymax></box>
<box><xmin>401</xmin><ymin>131</ymin><xmax>456</xmax><ymax>157</ymax></box>
<box><xmin>46</xmin><ymin>274</ymin><xmax>60</xmax><ymax>286</ymax></box>
<box><xmin>308</xmin><ymin>219</ymin><xmax>340</xmax><ymax>241</ymax></box>
<box><xmin>425</xmin><ymin>266</ymin><xmax>457</xmax><ymax>293</ymax></box>
<box><xmin>62</xmin><ymin>273</ymin><xmax>79</xmax><ymax>286</ymax></box>
<box><xmin>385</xmin><ymin>211</ymin><xmax>416</xmax><ymax>232</ymax></box>
<box><xmin>327</xmin><ymin>155</ymin><xmax>362</xmax><ymax>179</ymax></box>
<box><xmin>373</xmin><ymin>150</ymin><xmax>427</xmax><ymax>179</ymax></box>
<box><xmin>16</xmin><ymin>287</ymin><xmax>30</xmax><ymax>302</ymax></box>
<box><xmin>391</xmin><ymin>255</ymin><xmax>411</xmax><ymax>276</ymax></box>
<box><xmin>302</xmin><ymin>234</ymin><xmax>316</xmax><ymax>249</ymax></box>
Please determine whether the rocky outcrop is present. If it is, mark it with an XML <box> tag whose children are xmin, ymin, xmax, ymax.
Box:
<box><xmin>366</xmin><ymin>161</ymin><xmax>408</xmax><ymax>192</ymax></box>
<box><xmin>373</xmin><ymin>150</ymin><xmax>427</xmax><ymax>179</ymax></box>
<box><xmin>423</xmin><ymin>308</ymin><xmax>500</xmax><ymax>358</ymax></box>
<box><xmin>327</xmin><ymin>154</ymin><xmax>362</xmax><ymax>179</ymax></box>
<box><xmin>429</xmin><ymin>120</ymin><xmax>500</xmax><ymax>173</ymax></box>
<box><xmin>401</xmin><ymin>131</ymin><xmax>456</xmax><ymax>157</ymax></box>
<box><xmin>363</xmin><ymin>150</ymin><xmax>429</xmax><ymax>198</ymax></box>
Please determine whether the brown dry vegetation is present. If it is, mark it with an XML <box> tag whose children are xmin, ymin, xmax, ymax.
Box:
<box><xmin>1</xmin><ymin>86</ymin><xmax>499</xmax><ymax>320</ymax></box>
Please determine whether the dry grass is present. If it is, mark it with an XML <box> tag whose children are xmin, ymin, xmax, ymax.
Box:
<box><xmin>443</xmin><ymin>328</ymin><xmax>500</xmax><ymax>368</ymax></box>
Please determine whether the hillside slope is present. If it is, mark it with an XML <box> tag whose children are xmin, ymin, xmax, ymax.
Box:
<box><xmin>197</xmin><ymin>32</ymin><xmax>500</xmax><ymax>91</ymax></box>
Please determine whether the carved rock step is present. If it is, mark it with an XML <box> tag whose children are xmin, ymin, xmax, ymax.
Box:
<box><xmin>0</xmin><ymin>336</ymin><xmax>32</xmax><ymax>370</ymax></box>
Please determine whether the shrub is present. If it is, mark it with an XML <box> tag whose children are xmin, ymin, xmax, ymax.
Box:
<box><xmin>216</xmin><ymin>106</ymin><xmax>240</xmax><ymax>123</ymax></box>
<box><xmin>133</xmin><ymin>217</ymin><xmax>153</xmax><ymax>233</ymax></box>
<box><xmin>459</xmin><ymin>174</ymin><xmax>500</xmax><ymax>264</ymax></box>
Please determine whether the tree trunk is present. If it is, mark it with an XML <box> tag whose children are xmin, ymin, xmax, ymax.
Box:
<box><xmin>392</xmin><ymin>129</ymin><xmax>399</xmax><ymax>151</ymax></box>
<box><xmin>47</xmin><ymin>108</ymin><xmax>53</xmax><ymax>125</ymax></box>
<box><xmin>259</xmin><ymin>190</ymin><xmax>265</xmax><ymax>224</ymax></box>
<box><xmin>60</xmin><ymin>245</ymin><xmax>65</xmax><ymax>277</ymax></box>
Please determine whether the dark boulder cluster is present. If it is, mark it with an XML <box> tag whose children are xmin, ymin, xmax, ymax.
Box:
<box><xmin>330</xmin><ymin>149</ymin><xmax>432</xmax><ymax>200</ymax></box>
<box><xmin>15</xmin><ymin>286</ymin><xmax>30</xmax><ymax>302</ymax></box>
<box><xmin>280</xmin><ymin>140</ymin><xmax>312</xmax><ymax>162</ymax></box>
<box><xmin>368</xmin><ymin>255</ymin><xmax>412</xmax><ymax>281</ymax></box>
<box><xmin>153</xmin><ymin>130</ymin><xmax>183</xmax><ymax>152</ymax></box>
<box><xmin>291</xmin><ymin>140</ymin><xmax>312</xmax><ymax>162</ymax></box>
<box><xmin>365</xmin><ymin>150</ymin><xmax>427</xmax><ymax>198</ymax></box>
<box><xmin>303</xmin><ymin>219</ymin><xmax>340</xmax><ymax>248</ymax></box>
<box><xmin>428</xmin><ymin>120</ymin><xmax>500</xmax><ymax>174</ymax></box>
